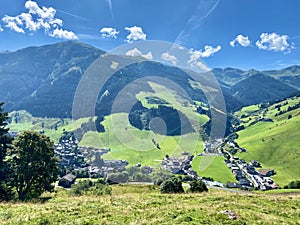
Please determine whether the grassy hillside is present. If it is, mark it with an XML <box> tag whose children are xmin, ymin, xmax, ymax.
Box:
<box><xmin>0</xmin><ymin>185</ymin><xmax>299</xmax><ymax>224</ymax></box>
<box><xmin>8</xmin><ymin>110</ymin><xmax>204</xmax><ymax>167</ymax></box>
<box><xmin>192</xmin><ymin>156</ymin><xmax>236</xmax><ymax>183</ymax></box>
<box><xmin>80</xmin><ymin>113</ymin><xmax>203</xmax><ymax>166</ymax></box>
<box><xmin>235</xmin><ymin>97</ymin><xmax>300</xmax><ymax>186</ymax></box>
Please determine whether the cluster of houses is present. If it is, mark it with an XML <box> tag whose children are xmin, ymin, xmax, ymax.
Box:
<box><xmin>54</xmin><ymin>140</ymin><xmax>86</xmax><ymax>170</ymax></box>
<box><xmin>203</xmin><ymin>139</ymin><xmax>223</xmax><ymax>153</ymax></box>
<box><xmin>161</xmin><ymin>152</ymin><xmax>197</xmax><ymax>178</ymax></box>
<box><xmin>225</xmin><ymin>154</ymin><xmax>278</xmax><ymax>190</ymax></box>
<box><xmin>55</xmin><ymin>139</ymin><xmax>130</xmax><ymax>187</ymax></box>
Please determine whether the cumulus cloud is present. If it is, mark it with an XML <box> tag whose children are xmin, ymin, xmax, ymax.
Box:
<box><xmin>200</xmin><ymin>45</ymin><xmax>222</xmax><ymax>57</ymax></box>
<box><xmin>125</xmin><ymin>48</ymin><xmax>153</xmax><ymax>60</ymax></box>
<box><xmin>0</xmin><ymin>25</ymin><xmax>3</xmax><ymax>32</ymax></box>
<box><xmin>2</xmin><ymin>15</ymin><xmax>25</xmax><ymax>33</ymax></box>
<box><xmin>142</xmin><ymin>52</ymin><xmax>153</xmax><ymax>60</ymax></box>
<box><xmin>100</xmin><ymin>27</ymin><xmax>119</xmax><ymax>39</ymax></box>
<box><xmin>188</xmin><ymin>45</ymin><xmax>221</xmax><ymax>64</ymax></box>
<box><xmin>230</xmin><ymin>34</ymin><xmax>251</xmax><ymax>47</ymax></box>
<box><xmin>256</xmin><ymin>32</ymin><xmax>294</xmax><ymax>53</ymax></box>
<box><xmin>49</xmin><ymin>28</ymin><xmax>78</xmax><ymax>40</ymax></box>
<box><xmin>1</xmin><ymin>0</ymin><xmax>77</xmax><ymax>39</ymax></box>
<box><xmin>124</xmin><ymin>26</ymin><xmax>146</xmax><ymax>43</ymax></box>
<box><xmin>161</xmin><ymin>52</ymin><xmax>178</xmax><ymax>66</ymax></box>
<box><xmin>126</xmin><ymin>48</ymin><xmax>142</xmax><ymax>57</ymax></box>
<box><xmin>187</xmin><ymin>45</ymin><xmax>221</xmax><ymax>69</ymax></box>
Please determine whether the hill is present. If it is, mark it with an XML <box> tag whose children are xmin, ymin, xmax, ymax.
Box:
<box><xmin>233</xmin><ymin>96</ymin><xmax>300</xmax><ymax>186</ymax></box>
<box><xmin>264</xmin><ymin>65</ymin><xmax>300</xmax><ymax>89</ymax></box>
<box><xmin>230</xmin><ymin>73</ymin><xmax>297</xmax><ymax>106</ymax></box>
<box><xmin>0</xmin><ymin>41</ymin><xmax>103</xmax><ymax>117</ymax></box>
<box><xmin>1</xmin><ymin>41</ymin><xmax>299</xmax><ymax>121</ymax></box>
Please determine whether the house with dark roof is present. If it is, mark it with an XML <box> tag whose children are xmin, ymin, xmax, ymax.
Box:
<box><xmin>58</xmin><ymin>173</ymin><xmax>76</xmax><ymax>188</ymax></box>
<box><xmin>258</xmin><ymin>169</ymin><xmax>275</xmax><ymax>177</ymax></box>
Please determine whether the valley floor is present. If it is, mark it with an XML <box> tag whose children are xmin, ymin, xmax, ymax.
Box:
<box><xmin>0</xmin><ymin>185</ymin><xmax>299</xmax><ymax>225</ymax></box>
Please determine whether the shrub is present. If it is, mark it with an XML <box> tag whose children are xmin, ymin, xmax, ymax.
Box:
<box><xmin>70</xmin><ymin>179</ymin><xmax>111</xmax><ymax>196</ymax></box>
<box><xmin>132</xmin><ymin>172</ymin><xmax>152</xmax><ymax>182</ymax></box>
<box><xmin>160</xmin><ymin>177</ymin><xmax>184</xmax><ymax>194</ymax></box>
<box><xmin>151</xmin><ymin>170</ymin><xmax>173</xmax><ymax>185</ymax></box>
<box><xmin>189</xmin><ymin>179</ymin><xmax>208</xmax><ymax>193</ymax></box>
<box><xmin>106</xmin><ymin>171</ymin><xmax>129</xmax><ymax>184</ymax></box>
<box><xmin>287</xmin><ymin>180</ymin><xmax>300</xmax><ymax>189</ymax></box>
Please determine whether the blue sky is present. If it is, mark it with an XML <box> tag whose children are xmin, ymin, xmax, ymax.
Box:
<box><xmin>0</xmin><ymin>0</ymin><xmax>299</xmax><ymax>70</ymax></box>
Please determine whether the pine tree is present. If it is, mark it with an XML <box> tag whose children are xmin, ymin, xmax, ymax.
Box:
<box><xmin>0</xmin><ymin>103</ymin><xmax>13</xmax><ymax>201</ymax></box>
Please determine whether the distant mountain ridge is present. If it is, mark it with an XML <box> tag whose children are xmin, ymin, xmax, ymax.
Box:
<box><xmin>0</xmin><ymin>41</ymin><xmax>299</xmax><ymax>118</ymax></box>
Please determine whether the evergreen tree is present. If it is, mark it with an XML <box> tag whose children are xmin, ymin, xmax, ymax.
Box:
<box><xmin>0</xmin><ymin>103</ymin><xmax>13</xmax><ymax>201</ymax></box>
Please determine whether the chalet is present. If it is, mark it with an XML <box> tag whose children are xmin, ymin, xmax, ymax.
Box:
<box><xmin>258</xmin><ymin>169</ymin><xmax>275</xmax><ymax>177</ymax></box>
<box><xmin>58</xmin><ymin>173</ymin><xmax>76</xmax><ymax>188</ymax></box>
<box><xmin>239</xmin><ymin>178</ymin><xmax>252</xmax><ymax>187</ymax></box>
<box><xmin>245</xmin><ymin>165</ymin><xmax>257</xmax><ymax>174</ymax></box>
<box><xmin>227</xmin><ymin>182</ymin><xmax>241</xmax><ymax>189</ymax></box>
<box><xmin>181</xmin><ymin>151</ymin><xmax>190</xmax><ymax>155</ymax></box>
<box><xmin>250</xmin><ymin>160</ymin><xmax>261</xmax><ymax>168</ymax></box>
<box><xmin>233</xmin><ymin>156</ymin><xmax>239</xmax><ymax>161</ymax></box>
<box><xmin>231</xmin><ymin>166</ymin><xmax>239</xmax><ymax>172</ymax></box>
<box><xmin>233</xmin><ymin>170</ymin><xmax>244</xmax><ymax>180</ymax></box>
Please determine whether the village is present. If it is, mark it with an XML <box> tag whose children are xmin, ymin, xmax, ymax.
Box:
<box><xmin>48</xmin><ymin>134</ymin><xmax>281</xmax><ymax>190</ymax></box>
<box><xmin>203</xmin><ymin>139</ymin><xmax>279</xmax><ymax>190</ymax></box>
<box><xmin>9</xmin><ymin>131</ymin><xmax>279</xmax><ymax>190</ymax></box>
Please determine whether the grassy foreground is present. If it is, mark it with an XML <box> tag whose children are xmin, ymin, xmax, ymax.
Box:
<box><xmin>0</xmin><ymin>185</ymin><xmax>299</xmax><ymax>225</ymax></box>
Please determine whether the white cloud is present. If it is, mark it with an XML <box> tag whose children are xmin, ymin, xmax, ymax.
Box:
<box><xmin>188</xmin><ymin>45</ymin><xmax>221</xmax><ymax>65</ymax></box>
<box><xmin>125</xmin><ymin>48</ymin><xmax>153</xmax><ymax>60</ymax></box>
<box><xmin>230</xmin><ymin>34</ymin><xmax>251</xmax><ymax>47</ymax></box>
<box><xmin>1</xmin><ymin>0</ymin><xmax>76</xmax><ymax>39</ymax></box>
<box><xmin>142</xmin><ymin>52</ymin><xmax>153</xmax><ymax>60</ymax></box>
<box><xmin>187</xmin><ymin>45</ymin><xmax>221</xmax><ymax>69</ymax></box>
<box><xmin>200</xmin><ymin>45</ymin><xmax>222</xmax><ymax>57</ymax></box>
<box><xmin>19</xmin><ymin>13</ymin><xmax>40</xmax><ymax>31</ymax></box>
<box><xmin>25</xmin><ymin>0</ymin><xmax>56</xmax><ymax>20</ymax></box>
<box><xmin>0</xmin><ymin>25</ymin><xmax>3</xmax><ymax>32</ymax></box>
<box><xmin>256</xmin><ymin>32</ymin><xmax>294</xmax><ymax>53</ymax></box>
<box><xmin>2</xmin><ymin>15</ymin><xmax>25</xmax><ymax>33</ymax></box>
<box><xmin>50</xmin><ymin>28</ymin><xmax>78</xmax><ymax>40</ymax></box>
<box><xmin>161</xmin><ymin>52</ymin><xmax>178</xmax><ymax>66</ymax></box>
<box><xmin>126</xmin><ymin>48</ymin><xmax>142</xmax><ymax>57</ymax></box>
<box><xmin>124</xmin><ymin>26</ymin><xmax>146</xmax><ymax>43</ymax></box>
<box><xmin>100</xmin><ymin>27</ymin><xmax>119</xmax><ymax>39</ymax></box>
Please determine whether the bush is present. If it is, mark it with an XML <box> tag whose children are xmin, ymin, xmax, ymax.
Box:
<box><xmin>106</xmin><ymin>171</ymin><xmax>129</xmax><ymax>184</ymax></box>
<box><xmin>189</xmin><ymin>179</ymin><xmax>208</xmax><ymax>193</ymax></box>
<box><xmin>160</xmin><ymin>177</ymin><xmax>184</xmax><ymax>194</ymax></box>
<box><xmin>70</xmin><ymin>179</ymin><xmax>111</xmax><ymax>196</ymax></box>
<box><xmin>287</xmin><ymin>180</ymin><xmax>300</xmax><ymax>189</ymax></box>
<box><xmin>132</xmin><ymin>172</ymin><xmax>152</xmax><ymax>182</ymax></box>
<box><xmin>151</xmin><ymin>170</ymin><xmax>173</xmax><ymax>185</ymax></box>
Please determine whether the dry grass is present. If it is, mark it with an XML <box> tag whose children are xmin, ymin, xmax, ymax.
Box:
<box><xmin>0</xmin><ymin>185</ymin><xmax>300</xmax><ymax>225</ymax></box>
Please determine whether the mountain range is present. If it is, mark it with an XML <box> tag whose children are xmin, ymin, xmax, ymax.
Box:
<box><xmin>0</xmin><ymin>41</ymin><xmax>299</xmax><ymax>119</ymax></box>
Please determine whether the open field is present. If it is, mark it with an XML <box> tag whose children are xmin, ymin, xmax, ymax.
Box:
<box><xmin>0</xmin><ymin>185</ymin><xmax>299</xmax><ymax>225</ymax></box>
<box><xmin>80</xmin><ymin>113</ymin><xmax>204</xmax><ymax>166</ymax></box>
<box><xmin>192</xmin><ymin>156</ymin><xmax>236</xmax><ymax>183</ymax></box>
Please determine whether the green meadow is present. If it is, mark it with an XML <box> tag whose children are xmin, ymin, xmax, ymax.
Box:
<box><xmin>236</xmin><ymin>97</ymin><xmax>300</xmax><ymax>186</ymax></box>
<box><xmin>0</xmin><ymin>185</ymin><xmax>299</xmax><ymax>225</ymax></box>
